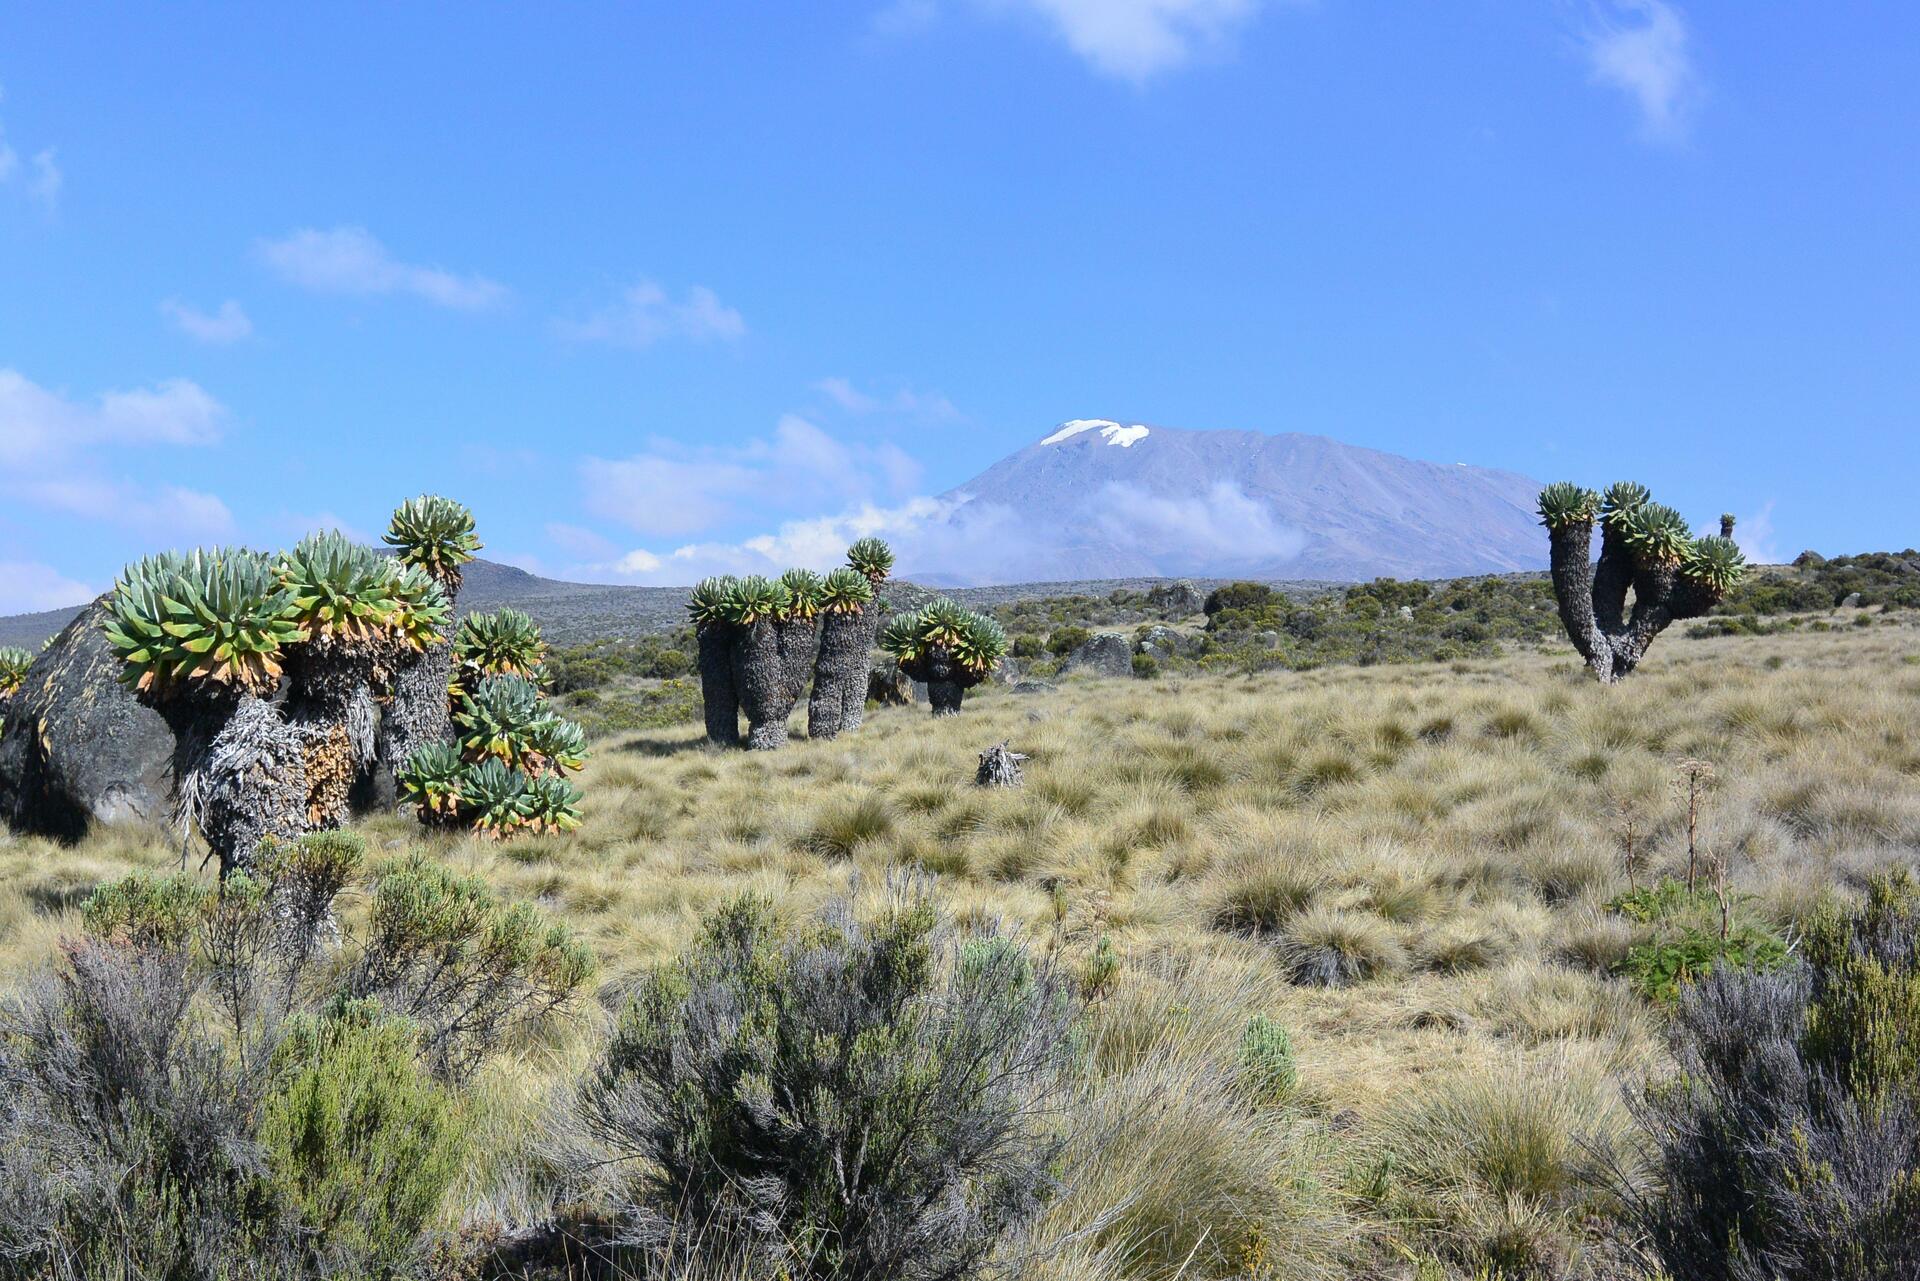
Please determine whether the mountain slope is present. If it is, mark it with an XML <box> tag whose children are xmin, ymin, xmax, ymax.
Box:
<box><xmin>901</xmin><ymin>419</ymin><xmax>1545</xmax><ymax>585</ymax></box>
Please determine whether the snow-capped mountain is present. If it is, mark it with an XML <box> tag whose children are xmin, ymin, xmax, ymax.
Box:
<box><xmin>898</xmin><ymin>419</ymin><xmax>1546</xmax><ymax>585</ymax></box>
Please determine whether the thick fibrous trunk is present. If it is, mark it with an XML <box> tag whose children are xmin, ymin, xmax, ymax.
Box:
<box><xmin>288</xmin><ymin>638</ymin><xmax>388</xmax><ymax>829</ymax></box>
<box><xmin>378</xmin><ymin>566</ymin><xmax>460</xmax><ymax>787</ymax></box>
<box><xmin>199</xmin><ymin>695</ymin><xmax>308</xmax><ymax>877</ymax></box>
<box><xmin>696</xmin><ymin>624</ymin><xmax>740</xmax><ymax>746</ymax></box>
<box><xmin>1547</xmin><ymin>518</ymin><xmax>1716</xmax><ymax>684</ymax></box>
<box><xmin>840</xmin><ymin>603</ymin><xmax>887</xmax><ymax>733</ymax></box>
<box><xmin>731</xmin><ymin>620</ymin><xmax>793</xmax><ymax>750</ymax></box>
<box><xmin>776</xmin><ymin>616</ymin><xmax>818</xmax><ymax>708</ymax></box>
<box><xmin>807</xmin><ymin>608</ymin><xmax>869</xmax><ymax>740</ymax></box>
<box><xmin>903</xmin><ymin>646</ymin><xmax>975</xmax><ymax>717</ymax></box>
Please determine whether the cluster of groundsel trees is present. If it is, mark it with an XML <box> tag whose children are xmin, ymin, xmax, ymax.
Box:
<box><xmin>396</xmin><ymin>605</ymin><xmax>586</xmax><ymax>837</ymax></box>
<box><xmin>1538</xmin><ymin>480</ymin><xmax>1747</xmax><ymax>683</ymax></box>
<box><xmin>98</xmin><ymin>496</ymin><xmax>586</xmax><ymax>874</ymax></box>
<box><xmin>688</xmin><ymin>538</ymin><xmax>1010</xmax><ymax>749</ymax></box>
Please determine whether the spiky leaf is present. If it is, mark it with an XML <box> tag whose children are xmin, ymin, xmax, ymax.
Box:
<box><xmin>456</xmin><ymin>758</ymin><xmax>532</xmax><ymax>837</ymax></box>
<box><xmin>383</xmin><ymin>495</ymin><xmax>481</xmax><ymax>581</ymax></box>
<box><xmin>454</xmin><ymin>673</ymin><xmax>546</xmax><ymax>767</ymax></box>
<box><xmin>382</xmin><ymin>561</ymin><xmax>452</xmax><ymax>651</ymax></box>
<box><xmin>1620</xmin><ymin>503</ymin><xmax>1694</xmax><ymax>565</ymax></box>
<box><xmin>778</xmin><ymin>569</ymin><xmax>824</xmax><ymax>620</ymax></box>
<box><xmin>397</xmin><ymin>742</ymin><xmax>466</xmax><ymax>818</ymax></box>
<box><xmin>1601</xmin><ymin>482</ymin><xmax>1653</xmax><ymax>528</ymax></box>
<box><xmin>0</xmin><ymin>646</ymin><xmax>32</xmax><ymax>700</ymax></box>
<box><xmin>1681</xmin><ymin>535</ymin><xmax>1748</xmax><ymax>595</ymax></box>
<box><xmin>846</xmin><ymin>537</ymin><xmax>895</xmax><ymax>583</ymax></box>
<box><xmin>524</xmin><ymin>716</ymin><xmax>588</xmax><ymax>775</ymax></box>
<box><xmin>523</xmin><ymin>774</ymin><xmax>585</xmax><ymax>835</ymax></box>
<box><xmin>276</xmin><ymin>530</ymin><xmax>397</xmax><ymax>640</ymax></box>
<box><xmin>722</xmin><ymin>576</ymin><xmax>791</xmax><ymax>626</ymax></box>
<box><xmin>102</xmin><ymin>548</ymin><xmax>305</xmax><ymax>697</ymax></box>
<box><xmin>818</xmin><ymin>567</ymin><xmax>874</xmax><ymax>614</ymax></box>
<box><xmin>687</xmin><ymin>576</ymin><xmax>739</xmax><ymax>628</ymax></box>
<box><xmin>454</xmin><ymin>608</ymin><xmax>546</xmax><ymax>680</ymax></box>
<box><xmin>1537</xmin><ymin>482</ymin><xmax>1600</xmax><ymax>529</ymax></box>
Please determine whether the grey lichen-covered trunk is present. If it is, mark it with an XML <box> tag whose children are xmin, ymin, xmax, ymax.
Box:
<box><xmin>197</xmin><ymin>695</ymin><xmax>309</xmax><ymax>878</ymax></box>
<box><xmin>776</xmin><ymin>616</ymin><xmax>818</xmax><ymax>710</ymax></box>
<box><xmin>1548</xmin><ymin>518</ymin><xmax>1714</xmax><ymax>684</ymax></box>
<box><xmin>806</xmin><ymin>608</ymin><xmax>869</xmax><ymax>740</ymax></box>
<box><xmin>380</xmin><ymin>635</ymin><xmax>455</xmax><ymax>772</ymax></box>
<box><xmin>696</xmin><ymin>624</ymin><xmax>740</xmax><ymax>746</ymax></box>
<box><xmin>903</xmin><ymin>646</ymin><xmax>971</xmax><ymax>717</ymax></box>
<box><xmin>287</xmin><ymin>639</ymin><xmax>386</xmax><ymax>829</ymax></box>
<box><xmin>731</xmin><ymin>620</ymin><xmax>793</xmax><ymax>750</ymax></box>
<box><xmin>839</xmin><ymin>603</ymin><xmax>887</xmax><ymax>732</ymax></box>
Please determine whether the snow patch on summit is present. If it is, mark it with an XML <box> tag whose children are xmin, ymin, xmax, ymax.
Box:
<box><xmin>1040</xmin><ymin>419</ymin><xmax>1150</xmax><ymax>448</ymax></box>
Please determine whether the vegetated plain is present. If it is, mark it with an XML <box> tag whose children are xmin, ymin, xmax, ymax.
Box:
<box><xmin>3</xmin><ymin>608</ymin><xmax>1917</xmax><ymax>1279</ymax></box>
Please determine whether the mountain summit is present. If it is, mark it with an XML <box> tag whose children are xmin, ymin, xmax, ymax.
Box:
<box><xmin>901</xmin><ymin>420</ymin><xmax>1545</xmax><ymax>585</ymax></box>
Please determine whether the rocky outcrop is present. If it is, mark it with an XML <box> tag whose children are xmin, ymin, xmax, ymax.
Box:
<box><xmin>0</xmin><ymin>598</ymin><xmax>176</xmax><ymax>840</ymax></box>
<box><xmin>1063</xmin><ymin>632</ymin><xmax>1134</xmax><ymax>679</ymax></box>
<box><xmin>867</xmin><ymin>663</ymin><xmax>915</xmax><ymax>708</ymax></box>
<box><xmin>1146</xmin><ymin>580</ymin><xmax>1207</xmax><ymax>618</ymax></box>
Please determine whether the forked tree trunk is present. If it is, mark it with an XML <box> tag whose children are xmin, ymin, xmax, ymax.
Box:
<box><xmin>807</xmin><ymin>608</ymin><xmax>869</xmax><ymax>740</ymax></box>
<box><xmin>731</xmin><ymin>620</ymin><xmax>793</xmax><ymax>750</ymax></box>
<box><xmin>1548</xmin><ymin>517</ymin><xmax>1715</xmax><ymax>684</ymax></box>
<box><xmin>696</xmin><ymin>624</ymin><xmax>740</xmax><ymax>746</ymax></box>
<box><xmin>839</xmin><ymin>604</ymin><xmax>887</xmax><ymax>733</ymax></box>
<box><xmin>776</xmin><ymin>615</ymin><xmax>818</xmax><ymax>711</ymax></box>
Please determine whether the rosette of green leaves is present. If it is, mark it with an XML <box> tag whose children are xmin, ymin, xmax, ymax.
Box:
<box><xmin>1600</xmin><ymin>481</ymin><xmax>1652</xmax><ymax>529</ymax></box>
<box><xmin>455</xmin><ymin>673</ymin><xmax>545</xmax><ymax>767</ymax></box>
<box><xmin>686</xmin><ymin>576</ymin><xmax>738</xmax><ymax>628</ymax></box>
<box><xmin>722</xmin><ymin>576</ymin><xmax>792</xmax><ymax>626</ymax></box>
<box><xmin>382</xmin><ymin>561</ymin><xmax>452</xmax><ymax>651</ymax></box>
<box><xmin>525</xmin><ymin>716</ymin><xmax>588</xmax><ymax>774</ymax></box>
<box><xmin>949</xmin><ymin>613</ymin><xmax>1008</xmax><ymax>675</ymax></box>
<box><xmin>1620</xmin><ymin>502</ymin><xmax>1694</xmax><ymax>565</ymax></box>
<box><xmin>457</xmin><ymin>758</ymin><xmax>531</xmax><ymax>837</ymax></box>
<box><xmin>383</xmin><ymin>495</ymin><xmax>481</xmax><ymax>580</ymax></box>
<box><xmin>818</xmin><ymin>567</ymin><xmax>874</xmax><ymax>614</ymax></box>
<box><xmin>397</xmin><ymin>741</ymin><xmax>466</xmax><ymax>819</ymax></box>
<box><xmin>276</xmin><ymin>530</ymin><xmax>397</xmax><ymax>640</ymax></box>
<box><xmin>1681</xmin><ymin>535</ymin><xmax>1747</xmax><ymax>595</ymax></box>
<box><xmin>103</xmin><ymin>548</ymin><xmax>304</xmax><ymax>697</ymax></box>
<box><xmin>1536</xmin><ymin>482</ymin><xmax>1600</xmax><ymax>529</ymax></box>
<box><xmin>878</xmin><ymin>613</ymin><xmax>923</xmax><ymax>663</ymax></box>
<box><xmin>778</xmin><ymin>569</ymin><xmax>824</xmax><ymax>620</ymax></box>
<box><xmin>523</xmin><ymin>774</ymin><xmax>585</xmax><ymax>835</ymax></box>
<box><xmin>0</xmin><ymin>646</ymin><xmax>31</xmax><ymax>700</ymax></box>
<box><xmin>454</xmin><ymin>608</ymin><xmax>546</xmax><ymax>680</ymax></box>
<box><xmin>846</xmin><ymin>536</ymin><xmax>895</xmax><ymax>582</ymax></box>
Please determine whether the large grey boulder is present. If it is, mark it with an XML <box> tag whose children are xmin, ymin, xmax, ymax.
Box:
<box><xmin>1063</xmin><ymin>632</ymin><xmax>1134</xmax><ymax>679</ymax></box>
<box><xmin>1147</xmin><ymin>580</ymin><xmax>1207</xmax><ymax>618</ymax></box>
<box><xmin>0</xmin><ymin>597</ymin><xmax>176</xmax><ymax>840</ymax></box>
<box><xmin>866</xmin><ymin>663</ymin><xmax>915</xmax><ymax>707</ymax></box>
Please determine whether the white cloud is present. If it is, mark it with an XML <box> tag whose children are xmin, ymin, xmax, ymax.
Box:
<box><xmin>255</xmin><ymin>226</ymin><xmax>509</xmax><ymax>310</ymax></box>
<box><xmin>0</xmin><ymin>560</ymin><xmax>96</xmax><ymax>613</ymax></box>
<box><xmin>555</xmin><ymin>280</ymin><xmax>746</xmax><ymax>349</ymax></box>
<box><xmin>895</xmin><ymin>0</ymin><xmax>1270</xmax><ymax>81</ymax></box>
<box><xmin>812</xmin><ymin>376</ymin><xmax>961</xmax><ymax>420</ymax></box>
<box><xmin>27</xmin><ymin>147</ymin><xmax>60</xmax><ymax>212</ymax></box>
<box><xmin>0</xmin><ymin>131</ymin><xmax>16</xmax><ymax>183</ymax></box>
<box><xmin>1582</xmin><ymin>0</ymin><xmax>1700</xmax><ymax>141</ymax></box>
<box><xmin>162</xmin><ymin>298</ymin><xmax>254</xmax><ymax>344</ymax></box>
<box><xmin>1734</xmin><ymin>501</ymin><xmax>1778</xmax><ymax>566</ymax></box>
<box><xmin>0</xmin><ymin>369</ymin><xmax>234</xmax><ymax>540</ymax></box>
<box><xmin>580</xmin><ymin>415</ymin><xmax>917</xmax><ymax>539</ymax></box>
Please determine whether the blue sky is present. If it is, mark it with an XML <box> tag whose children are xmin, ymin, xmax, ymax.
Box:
<box><xmin>2</xmin><ymin>2</ymin><xmax>1916</xmax><ymax>608</ymax></box>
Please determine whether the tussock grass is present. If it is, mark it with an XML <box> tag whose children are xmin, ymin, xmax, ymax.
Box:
<box><xmin>2</xmin><ymin>622</ymin><xmax>1917</xmax><ymax>1276</ymax></box>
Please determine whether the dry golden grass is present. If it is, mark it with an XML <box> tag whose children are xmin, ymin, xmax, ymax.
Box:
<box><xmin>3</xmin><ymin>620</ymin><xmax>1917</xmax><ymax>1278</ymax></box>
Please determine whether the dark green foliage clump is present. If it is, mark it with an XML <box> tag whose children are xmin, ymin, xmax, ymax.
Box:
<box><xmin>1622</xmin><ymin>873</ymin><xmax>1920</xmax><ymax>1279</ymax></box>
<box><xmin>580</xmin><ymin>888</ymin><xmax>1077</xmax><ymax>1280</ymax></box>
<box><xmin>1607</xmin><ymin>878</ymin><xmax>1790</xmax><ymax>1003</ymax></box>
<box><xmin>1238</xmin><ymin>1014</ymin><xmax>1298</xmax><ymax>1102</ymax></box>
<box><xmin>0</xmin><ymin>833</ymin><xmax>587</xmax><ymax>1279</ymax></box>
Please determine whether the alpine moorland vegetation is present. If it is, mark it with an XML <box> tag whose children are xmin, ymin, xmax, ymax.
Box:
<box><xmin>2</xmin><ymin>618</ymin><xmax>1915</xmax><ymax>1278</ymax></box>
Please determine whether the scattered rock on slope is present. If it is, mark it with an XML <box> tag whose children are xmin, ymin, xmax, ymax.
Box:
<box><xmin>1063</xmin><ymin>632</ymin><xmax>1134</xmax><ymax>679</ymax></box>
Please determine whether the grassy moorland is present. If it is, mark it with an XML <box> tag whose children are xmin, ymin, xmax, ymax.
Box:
<box><xmin>2</xmin><ymin>615</ymin><xmax>1917</xmax><ymax>1278</ymax></box>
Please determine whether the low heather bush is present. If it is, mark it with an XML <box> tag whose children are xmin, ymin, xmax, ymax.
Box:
<box><xmin>580</xmin><ymin>885</ymin><xmax>1078</xmax><ymax>1281</ymax></box>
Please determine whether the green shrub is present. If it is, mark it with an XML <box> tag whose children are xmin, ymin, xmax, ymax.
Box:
<box><xmin>1237</xmin><ymin>1015</ymin><xmax>1297</xmax><ymax>1102</ymax></box>
<box><xmin>1047</xmin><ymin>625</ymin><xmax>1092</xmax><ymax>656</ymax></box>
<box><xmin>260</xmin><ymin>1001</ymin><xmax>466</xmax><ymax>1273</ymax></box>
<box><xmin>1607</xmin><ymin>877</ymin><xmax>1791</xmax><ymax>1003</ymax></box>
<box><xmin>581</xmin><ymin>888</ymin><xmax>1078</xmax><ymax>1280</ymax></box>
<box><xmin>1131</xmin><ymin>652</ymin><xmax>1159</xmax><ymax>679</ymax></box>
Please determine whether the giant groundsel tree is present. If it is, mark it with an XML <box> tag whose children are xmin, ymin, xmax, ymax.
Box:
<box><xmin>880</xmin><ymin>598</ymin><xmax>1007</xmax><ymax>716</ymax></box>
<box><xmin>1538</xmin><ymin>481</ymin><xmax>1747</xmax><ymax>683</ymax></box>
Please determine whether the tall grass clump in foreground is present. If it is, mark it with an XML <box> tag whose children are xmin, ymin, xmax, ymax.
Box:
<box><xmin>0</xmin><ymin>832</ymin><xmax>589</xmax><ymax>1280</ymax></box>
<box><xmin>576</xmin><ymin>885</ymin><xmax>1077</xmax><ymax>1281</ymax></box>
<box><xmin>1621</xmin><ymin>871</ymin><xmax>1920</xmax><ymax>1280</ymax></box>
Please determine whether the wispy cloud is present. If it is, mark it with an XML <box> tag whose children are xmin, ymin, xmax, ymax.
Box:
<box><xmin>0</xmin><ymin>85</ymin><xmax>61</xmax><ymax>214</ymax></box>
<box><xmin>812</xmin><ymin>376</ymin><xmax>961</xmax><ymax>420</ymax></box>
<box><xmin>162</xmin><ymin>298</ymin><xmax>254</xmax><ymax>345</ymax></box>
<box><xmin>255</xmin><ymin>226</ymin><xmax>510</xmax><ymax>310</ymax></box>
<box><xmin>1734</xmin><ymin>501</ymin><xmax>1779</xmax><ymax>565</ymax></box>
<box><xmin>0</xmin><ymin>559</ymin><xmax>96</xmax><ymax>614</ymax></box>
<box><xmin>886</xmin><ymin>0</ymin><xmax>1274</xmax><ymax>82</ymax></box>
<box><xmin>1580</xmin><ymin>0</ymin><xmax>1701</xmax><ymax>142</ymax></box>
<box><xmin>580</xmin><ymin>415</ymin><xmax>919</xmax><ymax>539</ymax></box>
<box><xmin>0</xmin><ymin>368</ymin><xmax>233</xmax><ymax>540</ymax></box>
<box><xmin>555</xmin><ymin>281</ymin><xmax>746</xmax><ymax>350</ymax></box>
